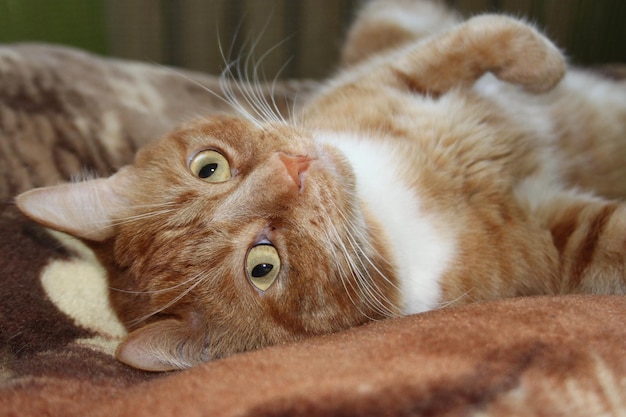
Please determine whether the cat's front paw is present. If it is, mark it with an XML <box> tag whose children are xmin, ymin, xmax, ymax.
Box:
<box><xmin>391</xmin><ymin>14</ymin><xmax>566</xmax><ymax>96</ymax></box>
<box><xmin>470</xmin><ymin>15</ymin><xmax>566</xmax><ymax>93</ymax></box>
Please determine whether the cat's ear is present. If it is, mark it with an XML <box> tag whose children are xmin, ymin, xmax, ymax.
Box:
<box><xmin>116</xmin><ymin>318</ymin><xmax>209</xmax><ymax>372</ymax></box>
<box><xmin>392</xmin><ymin>14</ymin><xmax>566</xmax><ymax>96</ymax></box>
<box><xmin>15</xmin><ymin>168</ymin><xmax>133</xmax><ymax>241</ymax></box>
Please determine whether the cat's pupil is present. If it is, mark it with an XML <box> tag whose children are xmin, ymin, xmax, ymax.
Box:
<box><xmin>252</xmin><ymin>263</ymin><xmax>274</xmax><ymax>278</ymax></box>
<box><xmin>198</xmin><ymin>163</ymin><xmax>218</xmax><ymax>178</ymax></box>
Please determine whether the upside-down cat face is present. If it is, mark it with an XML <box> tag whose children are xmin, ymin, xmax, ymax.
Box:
<box><xmin>17</xmin><ymin>115</ymin><xmax>399</xmax><ymax>371</ymax></box>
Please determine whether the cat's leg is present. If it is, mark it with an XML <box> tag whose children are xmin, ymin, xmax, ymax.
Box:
<box><xmin>341</xmin><ymin>0</ymin><xmax>460</xmax><ymax>67</ymax></box>
<box><xmin>388</xmin><ymin>14</ymin><xmax>565</xmax><ymax>95</ymax></box>
<box><xmin>528</xmin><ymin>191</ymin><xmax>626</xmax><ymax>294</ymax></box>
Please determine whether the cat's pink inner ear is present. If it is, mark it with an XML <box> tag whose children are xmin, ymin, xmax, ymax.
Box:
<box><xmin>15</xmin><ymin>172</ymin><xmax>129</xmax><ymax>241</ymax></box>
<box><xmin>116</xmin><ymin>319</ymin><xmax>207</xmax><ymax>372</ymax></box>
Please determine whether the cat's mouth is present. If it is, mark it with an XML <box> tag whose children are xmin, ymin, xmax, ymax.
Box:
<box><xmin>313</xmin><ymin>141</ymin><xmax>354</xmax><ymax>184</ymax></box>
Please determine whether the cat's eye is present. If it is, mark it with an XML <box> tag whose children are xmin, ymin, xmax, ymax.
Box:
<box><xmin>189</xmin><ymin>150</ymin><xmax>231</xmax><ymax>182</ymax></box>
<box><xmin>245</xmin><ymin>244</ymin><xmax>281</xmax><ymax>291</ymax></box>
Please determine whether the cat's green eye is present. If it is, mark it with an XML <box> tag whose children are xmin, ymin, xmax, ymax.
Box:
<box><xmin>189</xmin><ymin>150</ymin><xmax>231</xmax><ymax>182</ymax></box>
<box><xmin>245</xmin><ymin>244</ymin><xmax>281</xmax><ymax>291</ymax></box>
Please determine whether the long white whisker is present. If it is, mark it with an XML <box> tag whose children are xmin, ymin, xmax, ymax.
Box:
<box><xmin>216</xmin><ymin>27</ymin><xmax>263</xmax><ymax>127</ymax></box>
<box><xmin>109</xmin><ymin>209</ymin><xmax>177</xmax><ymax>227</ymax></box>
<box><xmin>249</xmin><ymin>34</ymin><xmax>294</xmax><ymax>124</ymax></box>
<box><xmin>264</xmin><ymin>55</ymin><xmax>295</xmax><ymax>123</ymax></box>
<box><xmin>241</xmin><ymin>12</ymin><xmax>282</xmax><ymax>126</ymax></box>
<box><xmin>342</xmin><ymin>227</ymin><xmax>400</xmax><ymax>318</ymax></box>
<box><xmin>327</xmin><ymin>218</ymin><xmax>385</xmax><ymax>321</ymax></box>
<box><xmin>436</xmin><ymin>289</ymin><xmax>473</xmax><ymax>309</ymax></box>
<box><xmin>215</xmin><ymin>11</ymin><xmax>299</xmax><ymax>130</ymax></box>
<box><xmin>75</xmin><ymin>207</ymin><xmax>177</xmax><ymax>240</ymax></box>
<box><xmin>222</xmin><ymin>21</ymin><xmax>269</xmax><ymax>128</ymax></box>
<box><xmin>322</xmin><ymin>224</ymin><xmax>368</xmax><ymax>319</ymax></box>
<box><xmin>326</xmin><ymin>196</ymin><xmax>401</xmax><ymax>319</ymax></box>
<box><xmin>126</xmin><ymin>271</ymin><xmax>208</xmax><ymax>328</ymax></box>
<box><xmin>340</xmin><ymin>212</ymin><xmax>399</xmax><ymax>289</ymax></box>
<box><xmin>109</xmin><ymin>272</ymin><xmax>200</xmax><ymax>295</ymax></box>
<box><xmin>153</xmin><ymin>64</ymin><xmax>239</xmax><ymax>117</ymax></box>
<box><xmin>218</xmin><ymin>57</ymin><xmax>261</xmax><ymax>127</ymax></box>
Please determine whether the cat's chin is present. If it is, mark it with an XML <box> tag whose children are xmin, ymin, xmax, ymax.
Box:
<box><xmin>313</xmin><ymin>140</ymin><xmax>356</xmax><ymax>187</ymax></box>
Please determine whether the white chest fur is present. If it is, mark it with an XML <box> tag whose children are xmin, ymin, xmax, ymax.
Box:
<box><xmin>315</xmin><ymin>132</ymin><xmax>455</xmax><ymax>314</ymax></box>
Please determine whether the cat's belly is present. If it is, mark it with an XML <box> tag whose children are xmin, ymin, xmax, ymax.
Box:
<box><xmin>314</xmin><ymin>131</ymin><xmax>456</xmax><ymax>314</ymax></box>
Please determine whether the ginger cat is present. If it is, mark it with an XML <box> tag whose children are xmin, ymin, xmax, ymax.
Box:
<box><xmin>16</xmin><ymin>0</ymin><xmax>626</xmax><ymax>371</ymax></box>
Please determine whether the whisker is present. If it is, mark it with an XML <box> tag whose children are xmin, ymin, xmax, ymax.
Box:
<box><xmin>322</xmin><ymin>224</ymin><xmax>368</xmax><ymax>319</ymax></box>
<box><xmin>126</xmin><ymin>271</ymin><xmax>208</xmax><ymax>328</ymax></box>
<box><xmin>218</xmin><ymin>57</ymin><xmax>261</xmax><ymax>127</ymax></box>
<box><xmin>220</xmin><ymin>21</ymin><xmax>267</xmax><ymax>128</ymax></box>
<box><xmin>326</xmin><ymin>216</ymin><xmax>387</xmax><ymax>322</ymax></box>
<box><xmin>109</xmin><ymin>272</ymin><xmax>200</xmax><ymax>295</ymax></box>
<box><xmin>76</xmin><ymin>203</ymin><xmax>179</xmax><ymax>240</ymax></box>
<box><xmin>37</xmin><ymin>198</ymin><xmax>171</xmax><ymax>250</ymax></box>
<box><xmin>249</xmin><ymin>34</ymin><xmax>295</xmax><ymax>124</ymax></box>
<box><xmin>109</xmin><ymin>208</ymin><xmax>177</xmax><ymax>227</ymax></box>
<box><xmin>267</xmin><ymin>55</ymin><xmax>295</xmax><ymax>123</ymax></box>
<box><xmin>316</xmin><ymin>186</ymin><xmax>373</xmax><ymax>320</ymax></box>
<box><xmin>341</xmin><ymin>212</ymin><xmax>399</xmax><ymax>288</ymax></box>
<box><xmin>436</xmin><ymin>289</ymin><xmax>473</xmax><ymax>309</ymax></box>
<box><xmin>342</xmin><ymin>228</ymin><xmax>400</xmax><ymax>318</ymax></box>
<box><xmin>239</xmin><ymin>13</ymin><xmax>284</xmax><ymax>126</ymax></box>
<box><xmin>153</xmin><ymin>64</ymin><xmax>238</xmax><ymax>117</ymax></box>
<box><xmin>326</xmin><ymin>196</ymin><xmax>402</xmax><ymax>319</ymax></box>
<box><xmin>214</xmin><ymin>13</ymin><xmax>299</xmax><ymax>130</ymax></box>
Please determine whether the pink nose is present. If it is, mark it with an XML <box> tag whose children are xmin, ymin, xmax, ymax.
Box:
<box><xmin>278</xmin><ymin>153</ymin><xmax>313</xmax><ymax>188</ymax></box>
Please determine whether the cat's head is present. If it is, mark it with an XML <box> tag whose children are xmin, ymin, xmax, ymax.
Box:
<box><xmin>16</xmin><ymin>115</ymin><xmax>399</xmax><ymax>371</ymax></box>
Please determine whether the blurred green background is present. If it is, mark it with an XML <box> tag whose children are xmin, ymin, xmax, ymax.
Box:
<box><xmin>0</xmin><ymin>0</ymin><xmax>625</xmax><ymax>79</ymax></box>
<box><xmin>0</xmin><ymin>0</ymin><xmax>108</xmax><ymax>54</ymax></box>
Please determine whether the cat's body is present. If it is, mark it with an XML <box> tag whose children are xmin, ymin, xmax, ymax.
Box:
<box><xmin>16</xmin><ymin>0</ymin><xmax>626</xmax><ymax>371</ymax></box>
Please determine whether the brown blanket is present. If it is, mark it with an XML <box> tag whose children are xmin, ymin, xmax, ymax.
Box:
<box><xmin>1</xmin><ymin>44</ymin><xmax>625</xmax><ymax>417</ymax></box>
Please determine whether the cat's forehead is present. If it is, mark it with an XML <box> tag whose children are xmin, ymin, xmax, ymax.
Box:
<box><xmin>136</xmin><ymin>115</ymin><xmax>312</xmax><ymax>168</ymax></box>
<box><xmin>164</xmin><ymin>115</ymin><xmax>260</xmax><ymax>156</ymax></box>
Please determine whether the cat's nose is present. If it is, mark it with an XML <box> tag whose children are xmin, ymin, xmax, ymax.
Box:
<box><xmin>278</xmin><ymin>153</ymin><xmax>314</xmax><ymax>189</ymax></box>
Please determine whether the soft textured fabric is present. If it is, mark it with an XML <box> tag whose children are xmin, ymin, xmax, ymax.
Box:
<box><xmin>1</xmin><ymin>44</ymin><xmax>625</xmax><ymax>417</ymax></box>
<box><xmin>0</xmin><ymin>43</ymin><xmax>304</xmax><ymax>200</ymax></box>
